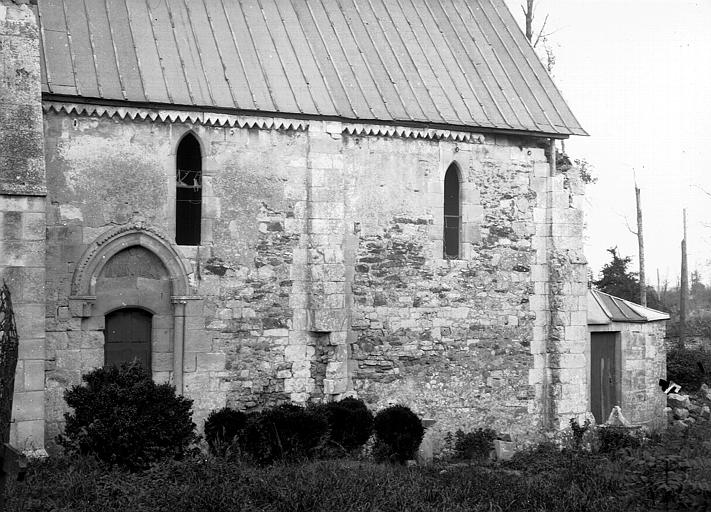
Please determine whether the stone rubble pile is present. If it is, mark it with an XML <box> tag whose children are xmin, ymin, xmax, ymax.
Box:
<box><xmin>665</xmin><ymin>384</ymin><xmax>711</xmax><ymax>429</ymax></box>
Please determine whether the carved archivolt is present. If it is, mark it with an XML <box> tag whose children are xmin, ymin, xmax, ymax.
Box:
<box><xmin>70</xmin><ymin>223</ymin><xmax>192</xmax><ymax>297</ymax></box>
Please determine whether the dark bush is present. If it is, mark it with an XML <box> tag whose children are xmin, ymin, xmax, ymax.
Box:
<box><xmin>58</xmin><ymin>362</ymin><xmax>197</xmax><ymax>470</ymax></box>
<box><xmin>237</xmin><ymin>403</ymin><xmax>328</xmax><ymax>464</ymax></box>
<box><xmin>667</xmin><ymin>347</ymin><xmax>711</xmax><ymax>391</ymax></box>
<box><xmin>372</xmin><ymin>405</ymin><xmax>424</xmax><ymax>464</ymax></box>
<box><xmin>452</xmin><ymin>428</ymin><xmax>497</xmax><ymax>460</ymax></box>
<box><xmin>204</xmin><ymin>407</ymin><xmax>247</xmax><ymax>456</ymax></box>
<box><xmin>323</xmin><ymin>397</ymin><xmax>373</xmax><ymax>453</ymax></box>
<box><xmin>597</xmin><ymin>426</ymin><xmax>642</xmax><ymax>455</ymax></box>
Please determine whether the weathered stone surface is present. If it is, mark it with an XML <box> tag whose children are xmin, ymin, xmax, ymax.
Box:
<box><xmin>673</xmin><ymin>407</ymin><xmax>689</xmax><ymax>420</ymax></box>
<box><xmin>667</xmin><ymin>393</ymin><xmax>691</xmax><ymax>409</ymax></box>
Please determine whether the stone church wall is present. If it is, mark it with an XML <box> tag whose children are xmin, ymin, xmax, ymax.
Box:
<box><xmin>40</xmin><ymin>109</ymin><xmax>588</xmax><ymax>449</ymax></box>
<box><xmin>1</xmin><ymin>0</ymin><xmax>46</xmax><ymax>452</ymax></box>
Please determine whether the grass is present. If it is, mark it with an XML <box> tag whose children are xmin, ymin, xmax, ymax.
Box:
<box><xmin>6</xmin><ymin>452</ymin><xmax>637</xmax><ymax>512</ymax></box>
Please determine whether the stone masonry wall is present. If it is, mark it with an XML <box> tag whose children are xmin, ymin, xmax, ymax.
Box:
<box><xmin>344</xmin><ymin>133</ymin><xmax>588</xmax><ymax>446</ymax></box>
<box><xmin>42</xmin><ymin>113</ymin><xmax>308</xmax><ymax>440</ymax></box>
<box><xmin>1</xmin><ymin>0</ymin><xmax>46</xmax><ymax>451</ymax></box>
<box><xmin>40</xmin><ymin>109</ymin><xmax>588</xmax><ymax>449</ymax></box>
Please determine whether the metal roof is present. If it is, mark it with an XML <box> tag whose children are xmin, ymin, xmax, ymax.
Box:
<box><xmin>588</xmin><ymin>289</ymin><xmax>670</xmax><ymax>325</ymax></box>
<box><xmin>37</xmin><ymin>0</ymin><xmax>586</xmax><ymax>137</ymax></box>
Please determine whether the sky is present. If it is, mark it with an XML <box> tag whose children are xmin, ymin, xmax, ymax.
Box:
<box><xmin>503</xmin><ymin>0</ymin><xmax>711</xmax><ymax>287</ymax></box>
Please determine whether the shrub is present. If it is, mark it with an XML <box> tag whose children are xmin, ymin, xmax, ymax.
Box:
<box><xmin>237</xmin><ymin>403</ymin><xmax>328</xmax><ymax>464</ymax></box>
<box><xmin>323</xmin><ymin>397</ymin><xmax>373</xmax><ymax>453</ymax></box>
<box><xmin>451</xmin><ymin>428</ymin><xmax>497</xmax><ymax>460</ymax></box>
<box><xmin>667</xmin><ymin>347</ymin><xmax>711</xmax><ymax>391</ymax></box>
<box><xmin>597</xmin><ymin>426</ymin><xmax>642</xmax><ymax>455</ymax></box>
<box><xmin>204</xmin><ymin>407</ymin><xmax>247</xmax><ymax>456</ymax></box>
<box><xmin>58</xmin><ymin>362</ymin><xmax>197</xmax><ymax>470</ymax></box>
<box><xmin>372</xmin><ymin>405</ymin><xmax>424</xmax><ymax>464</ymax></box>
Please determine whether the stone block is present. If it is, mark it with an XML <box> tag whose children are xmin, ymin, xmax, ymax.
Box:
<box><xmin>23</xmin><ymin>359</ymin><xmax>45</xmax><ymax>391</ymax></box>
<box><xmin>667</xmin><ymin>393</ymin><xmax>690</xmax><ymax>409</ymax></box>
<box><xmin>183</xmin><ymin>352</ymin><xmax>197</xmax><ymax>372</ymax></box>
<box><xmin>12</xmin><ymin>419</ymin><xmax>44</xmax><ymax>451</ymax></box>
<box><xmin>323</xmin><ymin>378</ymin><xmax>348</xmax><ymax>395</ymax></box>
<box><xmin>196</xmin><ymin>352</ymin><xmax>226</xmax><ymax>371</ymax></box>
<box><xmin>308</xmin><ymin>308</ymin><xmax>348</xmax><ymax>332</ymax></box>
<box><xmin>12</xmin><ymin>390</ymin><xmax>44</xmax><ymax>421</ymax></box>
<box><xmin>80</xmin><ymin>348</ymin><xmax>103</xmax><ymax>369</ymax></box>
<box><xmin>185</xmin><ymin>329</ymin><xmax>212</xmax><ymax>352</ymax></box>
<box><xmin>153</xmin><ymin>352</ymin><xmax>173</xmax><ymax>372</ymax></box>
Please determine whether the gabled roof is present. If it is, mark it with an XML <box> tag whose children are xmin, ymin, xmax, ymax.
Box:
<box><xmin>588</xmin><ymin>289</ymin><xmax>670</xmax><ymax>325</ymax></box>
<box><xmin>37</xmin><ymin>0</ymin><xmax>586</xmax><ymax>137</ymax></box>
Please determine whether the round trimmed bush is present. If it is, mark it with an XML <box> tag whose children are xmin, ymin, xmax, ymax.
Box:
<box><xmin>372</xmin><ymin>405</ymin><xmax>424</xmax><ymax>464</ymax></box>
<box><xmin>204</xmin><ymin>407</ymin><xmax>247</xmax><ymax>456</ymax></box>
<box><xmin>58</xmin><ymin>362</ymin><xmax>197</xmax><ymax>470</ymax></box>
<box><xmin>237</xmin><ymin>403</ymin><xmax>328</xmax><ymax>464</ymax></box>
<box><xmin>323</xmin><ymin>397</ymin><xmax>374</xmax><ymax>453</ymax></box>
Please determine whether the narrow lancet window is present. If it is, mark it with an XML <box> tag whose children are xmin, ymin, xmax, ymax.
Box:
<box><xmin>443</xmin><ymin>164</ymin><xmax>461</xmax><ymax>259</ymax></box>
<box><xmin>176</xmin><ymin>134</ymin><xmax>202</xmax><ymax>245</ymax></box>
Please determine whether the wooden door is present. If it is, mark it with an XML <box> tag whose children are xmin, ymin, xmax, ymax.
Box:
<box><xmin>105</xmin><ymin>308</ymin><xmax>152</xmax><ymax>374</ymax></box>
<box><xmin>590</xmin><ymin>332</ymin><xmax>619</xmax><ymax>424</ymax></box>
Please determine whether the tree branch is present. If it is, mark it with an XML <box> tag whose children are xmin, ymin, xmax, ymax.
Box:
<box><xmin>533</xmin><ymin>14</ymin><xmax>550</xmax><ymax>48</ymax></box>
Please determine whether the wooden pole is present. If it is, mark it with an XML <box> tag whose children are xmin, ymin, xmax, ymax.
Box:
<box><xmin>680</xmin><ymin>210</ymin><xmax>688</xmax><ymax>350</ymax></box>
<box><xmin>635</xmin><ymin>180</ymin><xmax>646</xmax><ymax>306</ymax></box>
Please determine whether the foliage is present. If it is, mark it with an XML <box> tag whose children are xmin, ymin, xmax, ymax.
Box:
<box><xmin>556</xmin><ymin>153</ymin><xmax>597</xmax><ymax>185</ymax></box>
<box><xmin>372</xmin><ymin>405</ymin><xmax>424</xmax><ymax>464</ymax></box>
<box><xmin>237</xmin><ymin>403</ymin><xmax>328</xmax><ymax>465</ymax></box>
<box><xmin>449</xmin><ymin>428</ymin><xmax>497</xmax><ymax>461</ymax></box>
<box><xmin>58</xmin><ymin>362</ymin><xmax>197</xmax><ymax>470</ymax></box>
<box><xmin>593</xmin><ymin>247</ymin><xmax>639</xmax><ymax>303</ymax></box>
<box><xmin>203</xmin><ymin>407</ymin><xmax>246</xmax><ymax>456</ymax></box>
<box><xmin>7</xmin><ymin>454</ymin><xmax>641</xmax><ymax>512</ymax></box>
<box><xmin>617</xmin><ymin>420</ymin><xmax>711</xmax><ymax>510</ymax></box>
<box><xmin>666</xmin><ymin>347</ymin><xmax>711</xmax><ymax>391</ymax></box>
<box><xmin>596</xmin><ymin>426</ymin><xmax>643</xmax><ymax>455</ymax></box>
<box><xmin>322</xmin><ymin>397</ymin><xmax>374</xmax><ymax>453</ymax></box>
<box><xmin>569</xmin><ymin>418</ymin><xmax>591</xmax><ymax>451</ymax></box>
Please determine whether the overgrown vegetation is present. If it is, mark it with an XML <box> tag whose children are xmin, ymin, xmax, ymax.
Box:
<box><xmin>372</xmin><ymin>405</ymin><xmax>425</xmax><ymax>464</ymax></box>
<box><xmin>58</xmin><ymin>363</ymin><xmax>197</xmax><ymax>470</ymax></box>
<box><xmin>446</xmin><ymin>428</ymin><xmax>497</xmax><ymax>461</ymax></box>
<box><xmin>667</xmin><ymin>347</ymin><xmax>711</xmax><ymax>391</ymax></box>
<box><xmin>10</xmin><ymin>401</ymin><xmax>711</xmax><ymax>510</ymax></box>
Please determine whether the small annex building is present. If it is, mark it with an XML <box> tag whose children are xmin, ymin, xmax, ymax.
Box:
<box><xmin>0</xmin><ymin>0</ymin><xmax>606</xmax><ymax>453</ymax></box>
<box><xmin>588</xmin><ymin>289</ymin><xmax>669</xmax><ymax>428</ymax></box>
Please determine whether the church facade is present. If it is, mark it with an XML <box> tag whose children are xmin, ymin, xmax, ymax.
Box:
<box><xmin>2</xmin><ymin>0</ymin><xmax>599</xmax><ymax>452</ymax></box>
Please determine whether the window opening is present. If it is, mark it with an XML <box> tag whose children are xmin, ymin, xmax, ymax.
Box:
<box><xmin>444</xmin><ymin>164</ymin><xmax>461</xmax><ymax>258</ymax></box>
<box><xmin>176</xmin><ymin>133</ymin><xmax>202</xmax><ymax>245</ymax></box>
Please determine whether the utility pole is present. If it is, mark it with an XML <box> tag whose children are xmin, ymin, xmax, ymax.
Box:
<box><xmin>680</xmin><ymin>209</ymin><xmax>688</xmax><ymax>350</ymax></box>
<box><xmin>635</xmin><ymin>176</ymin><xmax>646</xmax><ymax>306</ymax></box>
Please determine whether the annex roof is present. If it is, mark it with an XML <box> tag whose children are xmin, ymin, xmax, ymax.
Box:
<box><xmin>588</xmin><ymin>289</ymin><xmax>670</xmax><ymax>325</ymax></box>
<box><xmin>37</xmin><ymin>0</ymin><xmax>586</xmax><ymax>137</ymax></box>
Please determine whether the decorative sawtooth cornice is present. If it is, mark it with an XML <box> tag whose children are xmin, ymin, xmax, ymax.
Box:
<box><xmin>42</xmin><ymin>101</ymin><xmax>310</xmax><ymax>132</ymax></box>
<box><xmin>43</xmin><ymin>101</ymin><xmax>487</xmax><ymax>142</ymax></box>
<box><xmin>341</xmin><ymin>123</ymin><xmax>484</xmax><ymax>143</ymax></box>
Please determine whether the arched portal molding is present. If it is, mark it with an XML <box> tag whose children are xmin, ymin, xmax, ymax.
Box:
<box><xmin>70</xmin><ymin>222</ymin><xmax>193</xmax><ymax>298</ymax></box>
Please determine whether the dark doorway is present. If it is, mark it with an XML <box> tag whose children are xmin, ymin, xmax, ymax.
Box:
<box><xmin>590</xmin><ymin>332</ymin><xmax>619</xmax><ymax>424</ymax></box>
<box><xmin>443</xmin><ymin>164</ymin><xmax>461</xmax><ymax>258</ymax></box>
<box><xmin>105</xmin><ymin>308</ymin><xmax>152</xmax><ymax>374</ymax></box>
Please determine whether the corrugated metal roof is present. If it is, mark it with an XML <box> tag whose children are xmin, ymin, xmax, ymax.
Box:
<box><xmin>588</xmin><ymin>289</ymin><xmax>670</xmax><ymax>325</ymax></box>
<box><xmin>37</xmin><ymin>0</ymin><xmax>587</xmax><ymax>137</ymax></box>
